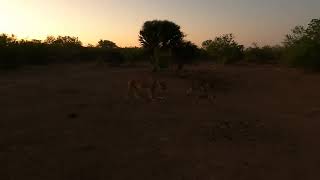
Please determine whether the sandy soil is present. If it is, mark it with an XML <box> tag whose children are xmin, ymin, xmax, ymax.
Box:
<box><xmin>0</xmin><ymin>62</ymin><xmax>320</xmax><ymax>180</ymax></box>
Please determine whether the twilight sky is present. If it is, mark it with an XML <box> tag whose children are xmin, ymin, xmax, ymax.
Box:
<box><xmin>0</xmin><ymin>0</ymin><xmax>319</xmax><ymax>47</ymax></box>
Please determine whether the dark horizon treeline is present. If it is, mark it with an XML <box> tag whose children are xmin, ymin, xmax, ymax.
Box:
<box><xmin>0</xmin><ymin>34</ymin><xmax>148</xmax><ymax>69</ymax></box>
<box><xmin>0</xmin><ymin>18</ymin><xmax>319</xmax><ymax>70</ymax></box>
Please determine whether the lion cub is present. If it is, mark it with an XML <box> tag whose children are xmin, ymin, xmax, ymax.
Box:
<box><xmin>186</xmin><ymin>79</ymin><xmax>215</xmax><ymax>102</ymax></box>
<box><xmin>127</xmin><ymin>76</ymin><xmax>167</xmax><ymax>102</ymax></box>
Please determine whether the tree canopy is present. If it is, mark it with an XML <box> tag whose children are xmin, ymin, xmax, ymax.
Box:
<box><xmin>139</xmin><ymin>20</ymin><xmax>185</xmax><ymax>71</ymax></box>
<box><xmin>97</xmin><ymin>40</ymin><xmax>118</xmax><ymax>49</ymax></box>
<box><xmin>44</xmin><ymin>36</ymin><xmax>82</xmax><ymax>48</ymax></box>
<box><xmin>139</xmin><ymin>20</ymin><xmax>184</xmax><ymax>50</ymax></box>
<box><xmin>202</xmin><ymin>34</ymin><xmax>244</xmax><ymax>63</ymax></box>
<box><xmin>283</xmin><ymin>18</ymin><xmax>320</xmax><ymax>70</ymax></box>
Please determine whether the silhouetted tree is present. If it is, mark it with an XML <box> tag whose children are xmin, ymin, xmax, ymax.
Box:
<box><xmin>0</xmin><ymin>34</ymin><xmax>17</xmax><ymax>47</ymax></box>
<box><xmin>97</xmin><ymin>40</ymin><xmax>118</xmax><ymax>49</ymax></box>
<box><xmin>306</xmin><ymin>19</ymin><xmax>320</xmax><ymax>41</ymax></box>
<box><xmin>51</xmin><ymin>36</ymin><xmax>82</xmax><ymax>48</ymax></box>
<box><xmin>202</xmin><ymin>40</ymin><xmax>214</xmax><ymax>50</ymax></box>
<box><xmin>284</xmin><ymin>18</ymin><xmax>320</xmax><ymax>47</ymax></box>
<box><xmin>44</xmin><ymin>36</ymin><xmax>56</xmax><ymax>45</ymax></box>
<box><xmin>87</xmin><ymin>44</ymin><xmax>95</xmax><ymax>48</ymax></box>
<box><xmin>283</xmin><ymin>18</ymin><xmax>320</xmax><ymax>70</ymax></box>
<box><xmin>139</xmin><ymin>20</ymin><xmax>185</xmax><ymax>71</ymax></box>
<box><xmin>202</xmin><ymin>34</ymin><xmax>244</xmax><ymax>64</ymax></box>
<box><xmin>173</xmin><ymin>41</ymin><xmax>200</xmax><ymax>71</ymax></box>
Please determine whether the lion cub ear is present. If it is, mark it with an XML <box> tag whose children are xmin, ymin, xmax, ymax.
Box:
<box><xmin>186</xmin><ymin>88</ymin><xmax>193</xmax><ymax>96</ymax></box>
<box><xmin>159</xmin><ymin>80</ymin><xmax>167</xmax><ymax>91</ymax></box>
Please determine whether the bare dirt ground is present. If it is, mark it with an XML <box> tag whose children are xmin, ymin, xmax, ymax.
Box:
<box><xmin>0</xmin><ymin>62</ymin><xmax>320</xmax><ymax>180</ymax></box>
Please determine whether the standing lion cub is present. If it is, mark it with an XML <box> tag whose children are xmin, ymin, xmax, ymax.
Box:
<box><xmin>186</xmin><ymin>79</ymin><xmax>215</xmax><ymax>102</ymax></box>
<box><xmin>127</xmin><ymin>76</ymin><xmax>167</xmax><ymax>102</ymax></box>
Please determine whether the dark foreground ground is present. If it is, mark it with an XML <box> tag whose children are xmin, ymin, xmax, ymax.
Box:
<box><xmin>0</xmin><ymin>62</ymin><xmax>320</xmax><ymax>180</ymax></box>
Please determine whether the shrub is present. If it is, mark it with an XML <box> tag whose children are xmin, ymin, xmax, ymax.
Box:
<box><xmin>202</xmin><ymin>34</ymin><xmax>244</xmax><ymax>64</ymax></box>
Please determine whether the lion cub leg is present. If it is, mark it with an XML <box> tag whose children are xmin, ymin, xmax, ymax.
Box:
<box><xmin>127</xmin><ymin>80</ymin><xmax>140</xmax><ymax>100</ymax></box>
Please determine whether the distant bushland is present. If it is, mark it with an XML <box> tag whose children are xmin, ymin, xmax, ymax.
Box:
<box><xmin>244</xmin><ymin>43</ymin><xmax>283</xmax><ymax>64</ymax></box>
<box><xmin>1</xmin><ymin>17</ymin><xmax>320</xmax><ymax>71</ymax></box>
<box><xmin>0</xmin><ymin>35</ymin><xmax>149</xmax><ymax>69</ymax></box>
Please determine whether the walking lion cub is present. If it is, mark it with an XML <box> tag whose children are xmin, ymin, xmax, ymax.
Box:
<box><xmin>186</xmin><ymin>78</ymin><xmax>215</xmax><ymax>102</ymax></box>
<box><xmin>127</xmin><ymin>76</ymin><xmax>167</xmax><ymax>102</ymax></box>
